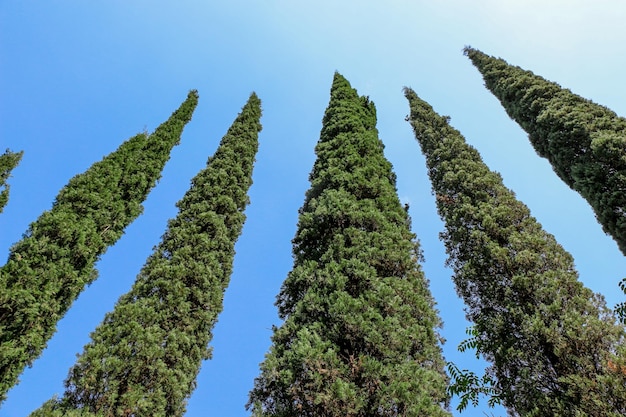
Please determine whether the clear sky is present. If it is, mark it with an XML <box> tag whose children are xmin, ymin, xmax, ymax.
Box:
<box><xmin>1</xmin><ymin>1</ymin><xmax>625</xmax><ymax>416</ymax></box>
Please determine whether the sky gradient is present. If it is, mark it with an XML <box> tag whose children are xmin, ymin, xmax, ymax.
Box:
<box><xmin>2</xmin><ymin>2</ymin><xmax>625</xmax><ymax>416</ymax></box>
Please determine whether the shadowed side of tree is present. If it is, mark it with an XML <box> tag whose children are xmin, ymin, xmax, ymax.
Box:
<box><xmin>0</xmin><ymin>149</ymin><xmax>24</xmax><ymax>213</ymax></box>
<box><xmin>0</xmin><ymin>91</ymin><xmax>198</xmax><ymax>403</ymax></box>
<box><xmin>404</xmin><ymin>87</ymin><xmax>626</xmax><ymax>416</ymax></box>
<box><xmin>248</xmin><ymin>73</ymin><xmax>451</xmax><ymax>417</ymax></box>
<box><xmin>30</xmin><ymin>94</ymin><xmax>262</xmax><ymax>417</ymax></box>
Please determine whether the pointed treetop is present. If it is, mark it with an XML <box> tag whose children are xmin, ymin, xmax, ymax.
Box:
<box><xmin>321</xmin><ymin>72</ymin><xmax>377</xmax><ymax>141</ymax></box>
<box><xmin>330</xmin><ymin>71</ymin><xmax>353</xmax><ymax>94</ymax></box>
<box><xmin>244</xmin><ymin>92</ymin><xmax>262</xmax><ymax>122</ymax></box>
<box><xmin>462</xmin><ymin>46</ymin><xmax>488</xmax><ymax>64</ymax></box>
<box><xmin>328</xmin><ymin>71</ymin><xmax>362</xmax><ymax>104</ymax></box>
<box><xmin>248</xmin><ymin>91</ymin><xmax>260</xmax><ymax>103</ymax></box>
<box><xmin>0</xmin><ymin>149</ymin><xmax>24</xmax><ymax>213</ymax></box>
<box><xmin>402</xmin><ymin>87</ymin><xmax>456</xmax><ymax>151</ymax></box>
<box><xmin>403</xmin><ymin>87</ymin><xmax>450</xmax><ymax>127</ymax></box>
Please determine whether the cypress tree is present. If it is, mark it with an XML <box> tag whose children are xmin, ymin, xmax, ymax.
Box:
<box><xmin>464</xmin><ymin>47</ymin><xmax>626</xmax><ymax>257</ymax></box>
<box><xmin>248</xmin><ymin>73</ymin><xmax>450</xmax><ymax>417</ymax></box>
<box><xmin>0</xmin><ymin>149</ymin><xmax>24</xmax><ymax>213</ymax></box>
<box><xmin>0</xmin><ymin>91</ymin><xmax>198</xmax><ymax>402</ymax></box>
<box><xmin>404</xmin><ymin>87</ymin><xmax>626</xmax><ymax>416</ymax></box>
<box><xmin>31</xmin><ymin>93</ymin><xmax>262</xmax><ymax>417</ymax></box>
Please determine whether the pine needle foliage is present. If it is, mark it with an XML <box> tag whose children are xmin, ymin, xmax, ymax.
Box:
<box><xmin>32</xmin><ymin>93</ymin><xmax>262</xmax><ymax>417</ymax></box>
<box><xmin>30</xmin><ymin>400</ymin><xmax>101</xmax><ymax>417</ymax></box>
<box><xmin>0</xmin><ymin>149</ymin><xmax>24</xmax><ymax>213</ymax></box>
<box><xmin>464</xmin><ymin>47</ymin><xmax>626</xmax><ymax>257</ymax></box>
<box><xmin>0</xmin><ymin>91</ymin><xmax>198</xmax><ymax>403</ymax></box>
<box><xmin>404</xmin><ymin>87</ymin><xmax>626</xmax><ymax>416</ymax></box>
<box><xmin>248</xmin><ymin>73</ymin><xmax>450</xmax><ymax>417</ymax></box>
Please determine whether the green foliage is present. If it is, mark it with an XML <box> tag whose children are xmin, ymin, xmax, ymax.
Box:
<box><xmin>248</xmin><ymin>73</ymin><xmax>450</xmax><ymax>416</ymax></box>
<box><xmin>0</xmin><ymin>91</ymin><xmax>198</xmax><ymax>403</ymax></box>
<box><xmin>29</xmin><ymin>94</ymin><xmax>261</xmax><ymax>417</ymax></box>
<box><xmin>618</xmin><ymin>280</ymin><xmax>626</xmax><ymax>323</ymax></box>
<box><xmin>29</xmin><ymin>398</ymin><xmax>101</xmax><ymax>417</ymax></box>
<box><xmin>447</xmin><ymin>328</ymin><xmax>502</xmax><ymax>412</ymax></box>
<box><xmin>31</xmin><ymin>93</ymin><xmax>262</xmax><ymax>417</ymax></box>
<box><xmin>404</xmin><ymin>87</ymin><xmax>626</xmax><ymax>416</ymax></box>
<box><xmin>446</xmin><ymin>362</ymin><xmax>500</xmax><ymax>412</ymax></box>
<box><xmin>464</xmin><ymin>47</ymin><xmax>626</xmax><ymax>320</ymax></box>
<box><xmin>0</xmin><ymin>149</ymin><xmax>24</xmax><ymax>213</ymax></box>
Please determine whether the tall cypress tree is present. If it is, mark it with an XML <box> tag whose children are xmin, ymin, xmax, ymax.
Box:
<box><xmin>248</xmin><ymin>73</ymin><xmax>450</xmax><ymax>416</ymax></box>
<box><xmin>404</xmin><ymin>87</ymin><xmax>626</xmax><ymax>416</ymax></box>
<box><xmin>0</xmin><ymin>91</ymin><xmax>198</xmax><ymax>403</ymax></box>
<box><xmin>0</xmin><ymin>149</ymin><xmax>24</xmax><ymax>213</ymax></box>
<box><xmin>464</xmin><ymin>47</ymin><xmax>626</xmax><ymax>257</ymax></box>
<box><xmin>31</xmin><ymin>93</ymin><xmax>262</xmax><ymax>417</ymax></box>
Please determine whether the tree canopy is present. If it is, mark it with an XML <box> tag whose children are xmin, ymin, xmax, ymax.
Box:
<box><xmin>38</xmin><ymin>93</ymin><xmax>261</xmax><ymax>417</ymax></box>
<box><xmin>0</xmin><ymin>91</ymin><xmax>198</xmax><ymax>403</ymax></box>
<box><xmin>464</xmin><ymin>47</ymin><xmax>626</xmax><ymax>258</ymax></box>
<box><xmin>248</xmin><ymin>73</ymin><xmax>451</xmax><ymax>417</ymax></box>
<box><xmin>404</xmin><ymin>86</ymin><xmax>626</xmax><ymax>416</ymax></box>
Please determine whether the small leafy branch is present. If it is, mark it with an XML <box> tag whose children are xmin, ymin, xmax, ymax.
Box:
<box><xmin>616</xmin><ymin>278</ymin><xmax>626</xmax><ymax>324</ymax></box>
<box><xmin>447</xmin><ymin>327</ymin><xmax>503</xmax><ymax>413</ymax></box>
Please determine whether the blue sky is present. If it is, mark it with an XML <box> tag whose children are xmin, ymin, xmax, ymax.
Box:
<box><xmin>1</xmin><ymin>1</ymin><xmax>625</xmax><ymax>416</ymax></box>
